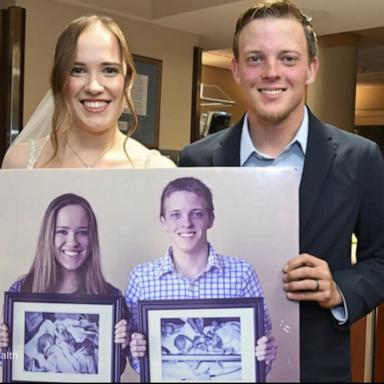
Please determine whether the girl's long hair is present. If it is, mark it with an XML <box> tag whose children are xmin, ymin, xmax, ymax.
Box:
<box><xmin>22</xmin><ymin>193</ymin><xmax>109</xmax><ymax>294</ymax></box>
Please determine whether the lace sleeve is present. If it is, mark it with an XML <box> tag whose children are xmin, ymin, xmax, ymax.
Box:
<box><xmin>27</xmin><ymin>137</ymin><xmax>50</xmax><ymax>169</ymax></box>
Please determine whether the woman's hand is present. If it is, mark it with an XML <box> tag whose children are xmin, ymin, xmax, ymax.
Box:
<box><xmin>0</xmin><ymin>323</ymin><xmax>10</xmax><ymax>349</ymax></box>
<box><xmin>129</xmin><ymin>332</ymin><xmax>147</xmax><ymax>358</ymax></box>
<box><xmin>114</xmin><ymin>319</ymin><xmax>129</xmax><ymax>349</ymax></box>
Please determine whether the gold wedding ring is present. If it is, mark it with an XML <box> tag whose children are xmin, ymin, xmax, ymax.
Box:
<box><xmin>315</xmin><ymin>279</ymin><xmax>320</xmax><ymax>291</ymax></box>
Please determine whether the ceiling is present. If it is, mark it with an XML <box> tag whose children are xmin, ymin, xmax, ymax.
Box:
<box><xmin>56</xmin><ymin>0</ymin><xmax>384</xmax><ymax>84</ymax></box>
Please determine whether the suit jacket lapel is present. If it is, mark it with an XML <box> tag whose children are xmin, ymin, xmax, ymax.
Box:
<box><xmin>210</xmin><ymin>112</ymin><xmax>336</xmax><ymax>238</ymax></box>
<box><xmin>212</xmin><ymin>118</ymin><xmax>243</xmax><ymax>166</ymax></box>
<box><xmin>300</xmin><ymin>110</ymin><xmax>336</xmax><ymax>235</ymax></box>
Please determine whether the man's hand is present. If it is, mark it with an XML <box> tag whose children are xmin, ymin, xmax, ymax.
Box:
<box><xmin>255</xmin><ymin>334</ymin><xmax>277</xmax><ymax>363</ymax></box>
<box><xmin>283</xmin><ymin>253</ymin><xmax>342</xmax><ymax>308</ymax></box>
<box><xmin>129</xmin><ymin>332</ymin><xmax>147</xmax><ymax>358</ymax></box>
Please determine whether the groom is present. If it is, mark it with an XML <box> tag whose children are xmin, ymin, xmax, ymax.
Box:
<box><xmin>178</xmin><ymin>0</ymin><xmax>384</xmax><ymax>382</ymax></box>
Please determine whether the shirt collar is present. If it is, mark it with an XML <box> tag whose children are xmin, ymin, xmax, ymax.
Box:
<box><xmin>240</xmin><ymin>107</ymin><xmax>309</xmax><ymax>166</ymax></box>
<box><xmin>157</xmin><ymin>244</ymin><xmax>223</xmax><ymax>279</ymax></box>
<box><xmin>157</xmin><ymin>249</ymin><xmax>177</xmax><ymax>278</ymax></box>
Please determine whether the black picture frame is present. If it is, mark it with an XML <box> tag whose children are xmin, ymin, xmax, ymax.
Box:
<box><xmin>2</xmin><ymin>292</ymin><xmax>122</xmax><ymax>383</ymax></box>
<box><xmin>138</xmin><ymin>297</ymin><xmax>266</xmax><ymax>382</ymax></box>
<box><xmin>119</xmin><ymin>55</ymin><xmax>162</xmax><ymax>149</ymax></box>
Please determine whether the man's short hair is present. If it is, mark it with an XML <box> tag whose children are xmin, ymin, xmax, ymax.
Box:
<box><xmin>232</xmin><ymin>0</ymin><xmax>317</xmax><ymax>62</ymax></box>
<box><xmin>160</xmin><ymin>177</ymin><xmax>214</xmax><ymax>217</ymax></box>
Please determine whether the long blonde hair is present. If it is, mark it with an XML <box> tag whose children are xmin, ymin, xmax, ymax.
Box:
<box><xmin>49</xmin><ymin>15</ymin><xmax>138</xmax><ymax>162</ymax></box>
<box><xmin>23</xmin><ymin>193</ymin><xmax>109</xmax><ymax>294</ymax></box>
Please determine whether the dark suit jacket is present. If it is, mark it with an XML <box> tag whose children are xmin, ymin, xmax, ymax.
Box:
<box><xmin>179</xmin><ymin>109</ymin><xmax>384</xmax><ymax>382</ymax></box>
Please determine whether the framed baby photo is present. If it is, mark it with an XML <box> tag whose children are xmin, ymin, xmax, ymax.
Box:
<box><xmin>2</xmin><ymin>292</ymin><xmax>122</xmax><ymax>383</ymax></box>
<box><xmin>138</xmin><ymin>297</ymin><xmax>266</xmax><ymax>382</ymax></box>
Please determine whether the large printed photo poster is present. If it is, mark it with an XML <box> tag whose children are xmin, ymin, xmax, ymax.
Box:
<box><xmin>0</xmin><ymin>168</ymin><xmax>299</xmax><ymax>382</ymax></box>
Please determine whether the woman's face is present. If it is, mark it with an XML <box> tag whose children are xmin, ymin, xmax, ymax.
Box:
<box><xmin>54</xmin><ymin>204</ymin><xmax>90</xmax><ymax>273</ymax></box>
<box><xmin>66</xmin><ymin>22</ymin><xmax>126</xmax><ymax>135</ymax></box>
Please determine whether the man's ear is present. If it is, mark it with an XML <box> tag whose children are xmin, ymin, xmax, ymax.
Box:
<box><xmin>231</xmin><ymin>57</ymin><xmax>241</xmax><ymax>85</ymax></box>
<box><xmin>160</xmin><ymin>215</ymin><xmax>166</xmax><ymax>228</ymax></box>
<box><xmin>306</xmin><ymin>56</ymin><xmax>319</xmax><ymax>85</ymax></box>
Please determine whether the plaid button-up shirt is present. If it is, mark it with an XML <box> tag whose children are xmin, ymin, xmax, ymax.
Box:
<box><xmin>125</xmin><ymin>244</ymin><xmax>272</xmax><ymax>372</ymax></box>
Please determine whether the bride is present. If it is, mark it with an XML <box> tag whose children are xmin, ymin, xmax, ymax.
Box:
<box><xmin>2</xmin><ymin>15</ymin><xmax>175</xmax><ymax>169</ymax></box>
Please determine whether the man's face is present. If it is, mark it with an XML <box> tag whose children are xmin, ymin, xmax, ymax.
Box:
<box><xmin>161</xmin><ymin>191</ymin><xmax>214</xmax><ymax>256</ymax></box>
<box><xmin>231</xmin><ymin>17</ymin><xmax>318</xmax><ymax>125</ymax></box>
